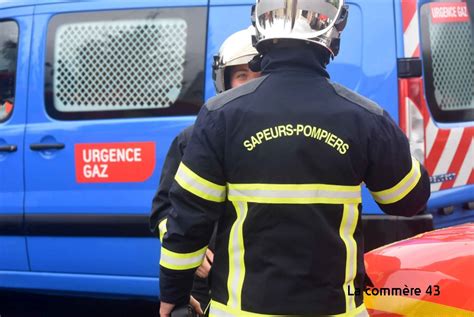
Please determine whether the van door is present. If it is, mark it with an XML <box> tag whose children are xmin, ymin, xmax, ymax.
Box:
<box><xmin>0</xmin><ymin>7</ymin><xmax>33</xmax><ymax>272</ymax></box>
<box><xmin>419</xmin><ymin>1</ymin><xmax>473</xmax><ymax>189</ymax></box>
<box><xmin>401</xmin><ymin>0</ymin><xmax>474</xmax><ymax>226</ymax></box>
<box><xmin>24</xmin><ymin>0</ymin><xmax>207</xmax><ymax>292</ymax></box>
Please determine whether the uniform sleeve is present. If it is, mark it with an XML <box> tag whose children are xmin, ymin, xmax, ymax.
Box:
<box><xmin>159</xmin><ymin>107</ymin><xmax>226</xmax><ymax>305</ymax></box>
<box><xmin>149</xmin><ymin>130</ymin><xmax>187</xmax><ymax>240</ymax></box>
<box><xmin>364</xmin><ymin>111</ymin><xmax>430</xmax><ymax>217</ymax></box>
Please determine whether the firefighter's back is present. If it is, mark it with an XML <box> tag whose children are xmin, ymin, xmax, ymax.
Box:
<box><xmin>159</xmin><ymin>2</ymin><xmax>429</xmax><ymax>315</ymax></box>
<box><xmin>209</xmin><ymin>46</ymin><xmax>378</xmax><ymax>315</ymax></box>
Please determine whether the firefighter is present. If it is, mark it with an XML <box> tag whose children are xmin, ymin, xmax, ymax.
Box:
<box><xmin>150</xmin><ymin>27</ymin><xmax>259</xmax><ymax>315</ymax></box>
<box><xmin>159</xmin><ymin>0</ymin><xmax>430</xmax><ymax>316</ymax></box>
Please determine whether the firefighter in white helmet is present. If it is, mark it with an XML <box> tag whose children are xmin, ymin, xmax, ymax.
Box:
<box><xmin>159</xmin><ymin>0</ymin><xmax>430</xmax><ymax>316</ymax></box>
<box><xmin>150</xmin><ymin>26</ymin><xmax>259</xmax><ymax>316</ymax></box>
<box><xmin>212</xmin><ymin>26</ymin><xmax>261</xmax><ymax>93</ymax></box>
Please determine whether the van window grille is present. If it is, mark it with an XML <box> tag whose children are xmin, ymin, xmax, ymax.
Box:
<box><xmin>53</xmin><ymin>19</ymin><xmax>187</xmax><ymax>112</ymax></box>
<box><xmin>429</xmin><ymin>21</ymin><xmax>473</xmax><ymax>111</ymax></box>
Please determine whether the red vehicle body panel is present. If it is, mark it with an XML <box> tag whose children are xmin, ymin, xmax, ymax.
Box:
<box><xmin>365</xmin><ymin>224</ymin><xmax>474</xmax><ymax>316</ymax></box>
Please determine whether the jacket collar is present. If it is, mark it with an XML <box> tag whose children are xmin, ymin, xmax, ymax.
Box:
<box><xmin>260</xmin><ymin>45</ymin><xmax>330</xmax><ymax>79</ymax></box>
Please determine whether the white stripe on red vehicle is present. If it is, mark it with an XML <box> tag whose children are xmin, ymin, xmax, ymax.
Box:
<box><xmin>443</xmin><ymin>132</ymin><xmax>474</xmax><ymax>190</ymax></box>
<box><xmin>453</xmin><ymin>141</ymin><xmax>474</xmax><ymax>188</ymax></box>
<box><xmin>404</xmin><ymin>12</ymin><xmax>420</xmax><ymax>57</ymax></box>
<box><xmin>431</xmin><ymin>129</ymin><xmax>463</xmax><ymax>191</ymax></box>
<box><xmin>425</xmin><ymin>119</ymin><xmax>437</xmax><ymax>157</ymax></box>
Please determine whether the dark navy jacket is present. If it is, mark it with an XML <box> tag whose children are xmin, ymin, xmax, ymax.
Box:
<box><xmin>150</xmin><ymin>125</ymin><xmax>213</xmax><ymax>310</ymax></box>
<box><xmin>150</xmin><ymin>125</ymin><xmax>194</xmax><ymax>235</ymax></box>
<box><xmin>159</xmin><ymin>46</ymin><xmax>430</xmax><ymax>316</ymax></box>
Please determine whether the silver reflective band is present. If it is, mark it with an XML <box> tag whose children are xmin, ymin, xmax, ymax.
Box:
<box><xmin>227</xmin><ymin>183</ymin><xmax>361</xmax><ymax>204</ymax></box>
<box><xmin>227</xmin><ymin>202</ymin><xmax>248</xmax><ymax>309</ymax></box>
<box><xmin>175</xmin><ymin>163</ymin><xmax>226</xmax><ymax>202</ymax></box>
<box><xmin>229</xmin><ymin>188</ymin><xmax>360</xmax><ymax>199</ymax></box>
<box><xmin>160</xmin><ymin>246</ymin><xmax>207</xmax><ymax>270</ymax></box>
<box><xmin>160</xmin><ymin>253</ymin><xmax>203</xmax><ymax>268</ymax></box>
<box><xmin>371</xmin><ymin>158</ymin><xmax>421</xmax><ymax>204</ymax></box>
<box><xmin>340</xmin><ymin>204</ymin><xmax>358</xmax><ymax>311</ymax></box>
<box><xmin>158</xmin><ymin>218</ymin><xmax>167</xmax><ymax>242</ymax></box>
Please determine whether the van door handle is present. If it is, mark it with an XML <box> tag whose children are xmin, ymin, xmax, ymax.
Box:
<box><xmin>30</xmin><ymin>143</ymin><xmax>65</xmax><ymax>151</ymax></box>
<box><xmin>0</xmin><ymin>144</ymin><xmax>17</xmax><ymax>152</ymax></box>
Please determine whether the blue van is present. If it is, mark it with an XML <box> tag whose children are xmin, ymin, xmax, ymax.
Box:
<box><xmin>0</xmin><ymin>0</ymin><xmax>472</xmax><ymax>300</ymax></box>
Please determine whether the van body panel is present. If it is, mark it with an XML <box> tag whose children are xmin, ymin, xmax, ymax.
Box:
<box><xmin>23</xmin><ymin>2</ymin><xmax>206</xmax><ymax>278</ymax></box>
<box><xmin>0</xmin><ymin>6</ymin><xmax>34</xmax><ymax>17</ymax></box>
<box><xmin>429</xmin><ymin>184</ymin><xmax>474</xmax><ymax>210</ymax></box>
<box><xmin>210</xmin><ymin>0</ymin><xmax>254</xmax><ymax>5</ymax></box>
<box><xmin>26</xmin><ymin>237</ymin><xmax>160</xmax><ymax>277</ymax></box>
<box><xmin>393</xmin><ymin>0</ymin><xmax>406</xmax><ymax>59</ymax></box>
<box><xmin>0</xmin><ymin>271</ymin><xmax>158</xmax><ymax>298</ymax></box>
<box><xmin>34</xmin><ymin>0</ymin><xmax>209</xmax><ymax>14</ymax></box>
<box><xmin>0</xmin><ymin>1</ymin><xmax>71</xmax><ymax>10</ymax></box>
<box><xmin>0</xmin><ymin>11</ymin><xmax>33</xmax><ymax>271</ymax></box>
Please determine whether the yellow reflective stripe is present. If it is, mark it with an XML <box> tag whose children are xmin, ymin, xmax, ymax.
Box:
<box><xmin>160</xmin><ymin>245</ymin><xmax>207</xmax><ymax>270</ymax></box>
<box><xmin>365</xmin><ymin>295</ymin><xmax>473</xmax><ymax>316</ymax></box>
<box><xmin>227</xmin><ymin>201</ymin><xmax>248</xmax><ymax>309</ymax></box>
<box><xmin>175</xmin><ymin>162</ymin><xmax>226</xmax><ymax>202</ymax></box>
<box><xmin>210</xmin><ymin>300</ymin><xmax>368</xmax><ymax>317</ymax></box>
<box><xmin>227</xmin><ymin>183</ymin><xmax>361</xmax><ymax>204</ymax></box>
<box><xmin>158</xmin><ymin>218</ymin><xmax>167</xmax><ymax>243</ymax></box>
<box><xmin>371</xmin><ymin>157</ymin><xmax>422</xmax><ymax>204</ymax></box>
<box><xmin>340</xmin><ymin>204</ymin><xmax>359</xmax><ymax>312</ymax></box>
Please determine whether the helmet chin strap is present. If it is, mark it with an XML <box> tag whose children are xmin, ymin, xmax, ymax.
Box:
<box><xmin>248</xmin><ymin>54</ymin><xmax>263</xmax><ymax>72</ymax></box>
<box><xmin>250</xmin><ymin>33</ymin><xmax>263</xmax><ymax>72</ymax></box>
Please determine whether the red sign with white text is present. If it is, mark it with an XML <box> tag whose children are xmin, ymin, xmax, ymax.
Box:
<box><xmin>430</xmin><ymin>2</ymin><xmax>470</xmax><ymax>24</ymax></box>
<box><xmin>75</xmin><ymin>142</ymin><xmax>156</xmax><ymax>183</ymax></box>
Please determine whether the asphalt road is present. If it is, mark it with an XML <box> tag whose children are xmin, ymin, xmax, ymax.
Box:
<box><xmin>0</xmin><ymin>292</ymin><xmax>158</xmax><ymax>317</ymax></box>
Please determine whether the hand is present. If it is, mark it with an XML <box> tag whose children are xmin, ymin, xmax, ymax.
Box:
<box><xmin>195</xmin><ymin>249</ymin><xmax>214</xmax><ymax>279</ymax></box>
<box><xmin>159</xmin><ymin>301</ymin><xmax>175</xmax><ymax>317</ymax></box>
<box><xmin>190</xmin><ymin>295</ymin><xmax>204</xmax><ymax>315</ymax></box>
<box><xmin>159</xmin><ymin>296</ymin><xmax>204</xmax><ymax>317</ymax></box>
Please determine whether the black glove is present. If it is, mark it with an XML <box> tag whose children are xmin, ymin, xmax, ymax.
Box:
<box><xmin>170</xmin><ymin>305</ymin><xmax>198</xmax><ymax>317</ymax></box>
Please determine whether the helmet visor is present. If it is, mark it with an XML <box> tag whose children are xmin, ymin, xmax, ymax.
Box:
<box><xmin>256</xmin><ymin>0</ymin><xmax>343</xmax><ymax>40</ymax></box>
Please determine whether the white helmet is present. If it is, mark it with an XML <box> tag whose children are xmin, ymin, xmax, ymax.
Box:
<box><xmin>212</xmin><ymin>27</ymin><xmax>259</xmax><ymax>94</ymax></box>
<box><xmin>253</xmin><ymin>0</ymin><xmax>349</xmax><ymax>57</ymax></box>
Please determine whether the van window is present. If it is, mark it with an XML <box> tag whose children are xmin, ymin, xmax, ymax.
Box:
<box><xmin>44</xmin><ymin>8</ymin><xmax>207</xmax><ymax>120</ymax></box>
<box><xmin>420</xmin><ymin>2</ymin><xmax>473</xmax><ymax>122</ymax></box>
<box><xmin>0</xmin><ymin>20</ymin><xmax>18</xmax><ymax>122</ymax></box>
